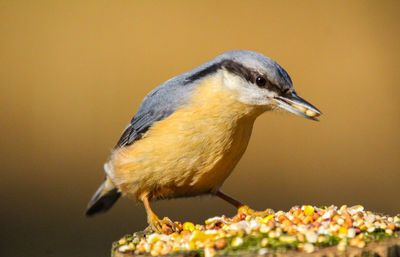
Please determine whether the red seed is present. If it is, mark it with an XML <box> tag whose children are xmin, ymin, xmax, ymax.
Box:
<box><xmin>387</xmin><ymin>223</ymin><xmax>396</xmax><ymax>230</ymax></box>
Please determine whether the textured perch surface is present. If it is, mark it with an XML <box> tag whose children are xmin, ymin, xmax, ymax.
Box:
<box><xmin>112</xmin><ymin>205</ymin><xmax>400</xmax><ymax>257</ymax></box>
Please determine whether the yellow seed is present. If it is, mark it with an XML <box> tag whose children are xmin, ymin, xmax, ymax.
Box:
<box><xmin>190</xmin><ymin>230</ymin><xmax>207</xmax><ymax>242</ymax></box>
<box><xmin>183</xmin><ymin>222</ymin><xmax>195</xmax><ymax>231</ymax></box>
<box><xmin>304</xmin><ymin>243</ymin><xmax>315</xmax><ymax>253</ymax></box>
<box><xmin>136</xmin><ymin>245</ymin><xmax>145</xmax><ymax>253</ymax></box>
<box><xmin>304</xmin><ymin>205</ymin><xmax>315</xmax><ymax>216</ymax></box>
<box><xmin>268</xmin><ymin>231</ymin><xmax>277</xmax><ymax>238</ymax></box>
<box><xmin>150</xmin><ymin>250</ymin><xmax>160</xmax><ymax>256</ymax></box>
<box><xmin>128</xmin><ymin>243</ymin><xmax>135</xmax><ymax>250</ymax></box>
<box><xmin>297</xmin><ymin>233</ymin><xmax>305</xmax><ymax>242</ymax></box>
<box><xmin>357</xmin><ymin>241</ymin><xmax>366</xmax><ymax>248</ymax></box>
<box><xmin>260</xmin><ymin>215</ymin><xmax>274</xmax><ymax>223</ymax></box>
<box><xmin>339</xmin><ymin>227</ymin><xmax>348</xmax><ymax>234</ymax></box>
<box><xmin>306</xmin><ymin>109</ymin><xmax>317</xmax><ymax>117</ymax></box>
<box><xmin>188</xmin><ymin>241</ymin><xmax>196</xmax><ymax>250</ymax></box>
<box><xmin>349</xmin><ymin>238</ymin><xmax>358</xmax><ymax>246</ymax></box>
<box><xmin>280</xmin><ymin>235</ymin><xmax>296</xmax><ymax>243</ymax></box>
<box><xmin>338</xmin><ymin>240</ymin><xmax>347</xmax><ymax>251</ymax></box>
<box><xmin>148</xmin><ymin>234</ymin><xmax>161</xmax><ymax>244</ymax></box>
<box><xmin>231</xmin><ymin>237</ymin><xmax>244</xmax><ymax>247</ymax></box>
<box><xmin>119</xmin><ymin>238</ymin><xmax>127</xmax><ymax>245</ymax></box>
<box><xmin>292</xmin><ymin>103</ymin><xmax>306</xmax><ymax>112</ymax></box>
<box><xmin>204</xmin><ymin>241</ymin><xmax>215</xmax><ymax>249</ymax></box>
<box><xmin>195</xmin><ymin>224</ymin><xmax>204</xmax><ymax>230</ymax></box>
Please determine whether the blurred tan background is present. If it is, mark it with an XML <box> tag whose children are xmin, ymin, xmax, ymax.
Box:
<box><xmin>1</xmin><ymin>1</ymin><xmax>399</xmax><ymax>256</ymax></box>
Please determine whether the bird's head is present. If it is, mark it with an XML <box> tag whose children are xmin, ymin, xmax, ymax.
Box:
<box><xmin>211</xmin><ymin>50</ymin><xmax>322</xmax><ymax>120</ymax></box>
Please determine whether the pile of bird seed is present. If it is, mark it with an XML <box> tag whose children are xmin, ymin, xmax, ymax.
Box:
<box><xmin>114</xmin><ymin>205</ymin><xmax>399</xmax><ymax>257</ymax></box>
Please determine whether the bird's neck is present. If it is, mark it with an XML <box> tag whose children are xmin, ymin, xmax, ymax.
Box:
<box><xmin>188</xmin><ymin>74</ymin><xmax>267</xmax><ymax>123</ymax></box>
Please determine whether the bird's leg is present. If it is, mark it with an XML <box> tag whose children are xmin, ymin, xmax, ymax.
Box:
<box><xmin>141</xmin><ymin>194</ymin><xmax>176</xmax><ymax>234</ymax></box>
<box><xmin>216</xmin><ymin>190</ymin><xmax>244</xmax><ymax>209</ymax></box>
<box><xmin>216</xmin><ymin>190</ymin><xmax>274</xmax><ymax>217</ymax></box>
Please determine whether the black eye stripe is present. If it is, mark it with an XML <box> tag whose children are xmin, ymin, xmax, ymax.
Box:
<box><xmin>184</xmin><ymin>59</ymin><xmax>290</xmax><ymax>96</ymax></box>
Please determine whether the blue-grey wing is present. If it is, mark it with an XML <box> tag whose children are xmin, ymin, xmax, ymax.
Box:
<box><xmin>114</xmin><ymin>75</ymin><xmax>198</xmax><ymax>149</ymax></box>
<box><xmin>115</xmin><ymin>109</ymin><xmax>169</xmax><ymax>148</ymax></box>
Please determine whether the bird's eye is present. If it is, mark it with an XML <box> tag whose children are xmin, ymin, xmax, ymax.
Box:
<box><xmin>282</xmin><ymin>88</ymin><xmax>290</xmax><ymax>95</ymax></box>
<box><xmin>255</xmin><ymin>76</ymin><xmax>266</xmax><ymax>87</ymax></box>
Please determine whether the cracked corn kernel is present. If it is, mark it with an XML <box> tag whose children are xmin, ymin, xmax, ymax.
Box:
<box><xmin>280</xmin><ymin>235</ymin><xmax>296</xmax><ymax>243</ymax></box>
<box><xmin>304</xmin><ymin>243</ymin><xmax>315</xmax><ymax>253</ymax></box>
<box><xmin>339</xmin><ymin>227</ymin><xmax>348</xmax><ymax>235</ymax></box>
<box><xmin>190</xmin><ymin>230</ymin><xmax>207</xmax><ymax>242</ymax></box>
<box><xmin>260</xmin><ymin>214</ymin><xmax>274</xmax><ymax>223</ymax></box>
<box><xmin>183</xmin><ymin>222</ymin><xmax>195</xmax><ymax>231</ymax></box>
<box><xmin>261</xmin><ymin>238</ymin><xmax>269</xmax><ymax>247</ymax></box>
<box><xmin>338</xmin><ymin>240</ymin><xmax>347</xmax><ymax>251</ymax></box>
<box><xmin>231</xmin><ymin>237</ymin><xmax>244</xmax><ymax>247</ymax></box>
<box><xmin>304</xmin><ymin>205</ymin><xmax>314</xmax><ymax>216</ymax></box>
<box><xmin>188</xmin><ymin>241</ymin><xmax>196</xmax><ymax>250</ymax></box>
<box><xmin>148</xmin><ymin>234</ymin><xmax>161</xmax><ymax>244</ymax></box>
<box><xmin>357</xmin><ymin>241</ymin><xmax>366</xmax><ymax>248</ymax></box>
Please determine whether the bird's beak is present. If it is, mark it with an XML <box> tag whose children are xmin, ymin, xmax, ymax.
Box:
<box><xmin>273</xmin><ymin>93</ymin><xmax>322</xmax><ymax>121</ymax></box>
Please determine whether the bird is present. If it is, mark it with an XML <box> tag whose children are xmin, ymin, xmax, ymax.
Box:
<box><xmin>85</xmin><ymin>50</ymin><xmax>321</xmax><ymax>232</ymax></box>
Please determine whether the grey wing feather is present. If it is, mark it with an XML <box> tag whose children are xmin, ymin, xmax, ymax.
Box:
<box><xmin>114</xmin><ymin>75</ymin><xmax>199</xmax><ymax>149</ymax></box>
<box><xmin>115</xmin><ymin>102</ymin><xmax>175</xmax><ymax>148</ymax></box>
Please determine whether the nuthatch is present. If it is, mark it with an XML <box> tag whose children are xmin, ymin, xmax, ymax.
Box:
<box><xmin>86</xmin><ymin>50</ymin><xmax>321</xmax><ymax>232</ymax></box>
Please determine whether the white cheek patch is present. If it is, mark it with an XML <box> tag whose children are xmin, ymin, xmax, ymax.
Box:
<box><xmin>221</xmin><ymin>70</ymin><xmax>277</xmax><ymax>106</ymax></box>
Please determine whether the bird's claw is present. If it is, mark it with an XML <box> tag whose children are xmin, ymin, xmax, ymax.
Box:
<box><xmin>147</xmin><ymin>214</ymin><xmax>176</xmax><ymax>234</ymax></box>
<box><xmin>238</xmin><ymin>205</ymin><xmax>274</xmax><ymax>218</ymax></box>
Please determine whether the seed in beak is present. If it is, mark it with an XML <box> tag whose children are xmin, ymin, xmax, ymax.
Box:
<box><xmin>306</xmin><ymin>109</ymin><xmax>318</xmax><ymax>118</ymax></box>
<box><xmin>292</xmin><ymin>104</ymin><xmax>306</xmax><ymax>113</ymax></box>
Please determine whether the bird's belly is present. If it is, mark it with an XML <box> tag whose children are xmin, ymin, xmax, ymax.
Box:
<box><xmin>110</xmin><ymin>114</ymin><xmax>254</xmax><ymax>200</ymax></box>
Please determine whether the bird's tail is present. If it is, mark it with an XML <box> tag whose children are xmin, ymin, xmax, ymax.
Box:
<box><xmin>86</xmin><ymin>176</ymin><xmax>121</xmax><ymax>217</ymax></box>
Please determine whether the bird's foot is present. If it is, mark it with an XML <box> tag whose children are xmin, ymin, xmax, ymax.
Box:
<box><xmin>237</xmin><ymin>205</ymin><xmax>274</xmax><ymax>218</ymax></box>
<box><xmin>147</xmin><ymin>213</ymin><xmax>176</xmax><ymax>234</ymax></box>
